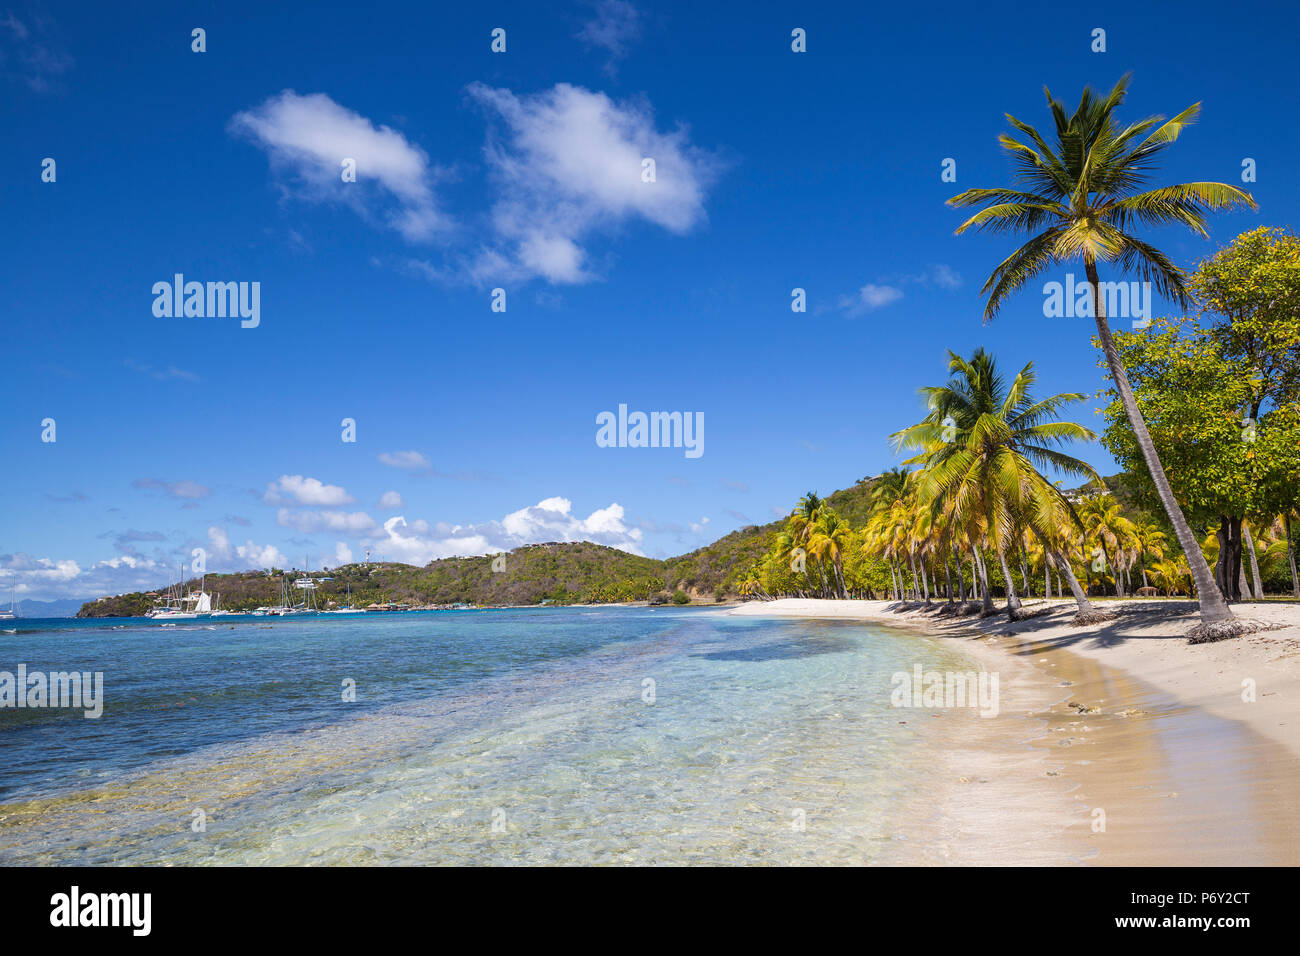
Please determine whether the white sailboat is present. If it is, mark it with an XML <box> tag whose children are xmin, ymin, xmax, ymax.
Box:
<box><xmin>326</xmin><ymin>582</ymin><xmax>365</xmax><ymax>614</ymax></box>
<box><xmin>147</xmin><ymin>567</ymin><xmax>210</xmax><ymax>620</ymax></box>
<box><xmin>0</xmin><ymin>579</ymin><xmax>16</xmax><ymax>621</ymax></box>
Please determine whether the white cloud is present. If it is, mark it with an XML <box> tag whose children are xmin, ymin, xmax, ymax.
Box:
<box><xmin>465</xmin><ymin>82</ymin><xmax>720</xmax><ymax>283</ymax></box>
<box><xmin>919</xmin><ymin>264</ymin><xmax>962</xmax><ymax>290</ymax></box>
<box><xmin>229</xmin><ymin>90</ymin><xmax>445</xmax><ymax>241</ymax></box>
<box><xmin>264</xmin><ymin>475</ymin><xmax>354</xmax><ymax>506</ymax></box>
<box><xmin>0</xmin><ymin>552</ymin><xmax>158</xmax><ymax>603</ymax></box>
<box><xmin>841</xmin><ymin>284</ymin><xmax>904</xmax><ymax>315</ymax></box>
<box><xmin>334</xmin><ymin>542</ymin><xmax>354</xmax><ymax>566</ymax></box>
<box><xmin>208</xmin><ymin>525</ymin><xmax>231</xmax><ymax>557</ymax></box>
<box><xmin>208</xmin><ymin>525</ymin><xmax>288</xmax><ymax>571</ymax></box>
<box><xmin>366</xmin><ymin>496</ymin><xmax>644</xmax><ymax>566</ymax></box>
<box><xmin>236</xmin><ymin>541</ymin><xmax>287</xmax><ymax>570</ymax></box>
<box><xmin>839</xmin><ymin>265</ymin><xmax>961</xmax><ymax>316</ymax></box>
<box><xmin>276</xmin><ymin>508</ymin><xmax>377</xmax><ymax>534</ymax></box>
<box><xmin>378</xmin><ymin>450</ymin><xmax>431</xmax><ymax>470</ymax></box>
<box><xmin>378</xmin><ymin>490</ymin><xmax>404</xmax><ymax>509</ymax></box>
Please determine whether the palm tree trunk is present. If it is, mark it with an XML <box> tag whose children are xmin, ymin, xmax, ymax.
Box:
<box><xmin>919</xmin><ymin>559</ymin><xmax>931</xmax><ymax>603</ymax></box>
<box><xmin>944</xmin><ymin>556</ymin><xmax>954</xmax><ymax>605</ymax></box>
<box><xmin>907</xmin><ymin>550</ymin><xmax>919</xmax><ymax>601</ymax></box>
<box><xmin>1287</xmin><ymin>514</ymin><xmax>1300</xmax><ymax>598</ymax></box>
<box><xmin>1052</xmin><ymin>549</ymin><xmax>1107</xmax><ymax>621</ymax></box>
<box><xmin>1214</xmin><ymin>517</ymin><xmax>1232</xmax><ymax>600</ymax></box>
<box><xmin>973</xmin><ymin>547</ymin><xmax>993</xmax><ymax>615</ymax></box>
<box><xmin>997</xmin><ymin>548</ymin><xmax>1022</xmax><ymax>619</ymax></box>
<box><xmin>1086</xmin><ymin>259</ymin><xmax>1234</xmax><ymax>626</ymax></box>
<box><xmin>1244</xmin><ymin>523</ymin><xmax>1264</xmax><ymax>600</ymax></box>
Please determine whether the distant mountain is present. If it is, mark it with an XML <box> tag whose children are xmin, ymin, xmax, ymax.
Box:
<box><xmin>15</xmin><ymin>598</ymin><xmax>89</xmax><ymax>618</ymax></box>
<box><xmin>77</xmin><ymin>478</ymin><xmax>880</xmax><ymax>617</ymax></box>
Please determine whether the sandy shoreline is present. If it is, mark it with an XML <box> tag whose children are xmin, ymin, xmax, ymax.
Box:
<box><xmin>724</xmin><ymin>597</ymin><xmax>1300</xmax><ymax>865</ymax></box>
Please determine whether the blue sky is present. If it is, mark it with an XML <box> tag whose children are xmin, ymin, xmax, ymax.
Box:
<box><xmin>3</xmin><ymin>0</ymin><xmax>1298</xmax><ymax>601</ymax></box>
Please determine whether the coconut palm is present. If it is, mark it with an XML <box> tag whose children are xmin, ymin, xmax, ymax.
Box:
<box><xmin>1078</xmin><ymin>494</ymin><xmax>1137</xmax><ymax>596</ymax></box>
<box><xmin>807</xmin><ymin>510</ymin><xmax>852</xmax><ymax>599</ymax></box>
<box><xmin>1131</xmin><ymin>519</ymin><xmax>1168</xmax><ymax>589</ymax></box>
<box><xmin>894</xmin><ymin>348</ymin><xmax>1106</xmax><ymax>621</ymax></box>
<box><xmin>948</xmin><ymin>74</ymin><xmax>1255</xmax><ymax>636</ymax></box>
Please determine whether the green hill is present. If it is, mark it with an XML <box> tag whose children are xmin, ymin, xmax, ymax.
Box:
<box><xmin>78</xmin><ymin>479</ymin><xmax>878</xmax><ymax>617</ymax></box>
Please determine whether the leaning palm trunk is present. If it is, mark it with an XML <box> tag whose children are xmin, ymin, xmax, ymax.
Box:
<box><xmin>1244</xmin><ymin>523</ymin><xmax>1264</xmax><ymax>600</ymax></box>
<box><xmin>1087</xmin><ymin>260</ymin><xmax>1236</xmax><ymax>632</ymax></box>
<box><xmin>1287</xmin><ymin>515</ymin><xmax>1300</xmax><ymax>598</ymax></box>
<box><xmin>1051</xmin><ymin>549</ymin><xmax>1112</xmax><ymax>624</ymax></box>
<box><xmin>996</xmin><ymin>549</ymin><xmax>1022</xmax><ymax>619</ymax></box>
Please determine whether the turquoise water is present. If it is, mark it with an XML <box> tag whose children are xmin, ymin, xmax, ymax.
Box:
<box><xmin>0</xmin><ymin>608</ymin><xmax>974</xmax><ymax>864</ymax></box>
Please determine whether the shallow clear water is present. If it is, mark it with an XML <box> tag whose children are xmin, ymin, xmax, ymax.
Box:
<box><xmin>0</xmin><ymin>608</ymin><xmax>975</xmax><ymax>864</ymax></box>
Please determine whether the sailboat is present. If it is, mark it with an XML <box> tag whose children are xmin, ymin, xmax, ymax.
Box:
<box><xmin>0</xmin><ymin>579</ymin><xmax>16</xmax><ymax>621</ymax></box>
<box><xmin>326</xmin><ymin>582</ymin><xmax>365</xmax><ymax>614</ymax></box>
<box><xmin>147</xmin><ymin>567</ymin><xmax>210</xmax><ymax>620</ymax></box>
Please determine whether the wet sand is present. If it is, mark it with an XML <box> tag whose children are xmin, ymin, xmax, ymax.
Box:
<box><xmin>728</xmin><ymin>598</ymin><xmax>1300</xmax><ymax>865</ymax></box>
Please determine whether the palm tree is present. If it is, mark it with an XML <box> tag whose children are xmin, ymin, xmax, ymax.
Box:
<box><xmin>894</xmin><ymin>348</ymin><xmax>1107</xmax><ymax>622</ymax></box>
<box><xmin>789</xmin><ymin>492</ymin><xmax>831</xmax><ymax>597</ymax></box>
<box><xmin>807</xmin><ymin>510</ymin><xmax>852</xmax><ymax>599</ymax></box>
<box><xmin>865</xmin><ymin>469</ymin><xmax>914</xmax><ymax>601</ymax></box>
<box><xmin>949</xmin><ymin>75</ymin><xmax>1255</xmax><ymax>637</ymax></box>
<box><xmin>1132</xmin><ymin>519</ymin><xmax>1168</xmax><ymax>589</ymax></box>
<box><xmin>1078</xmin><ymin>494</ymin><xmax>1137</xmax><ymax>596</ymax></box>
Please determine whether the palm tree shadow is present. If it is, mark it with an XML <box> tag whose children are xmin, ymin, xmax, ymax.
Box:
<box><xmin>694</xmin><ymin>630</ymin><xmax>858</xmax><ymax>662</ymax></box>
<box><xmin>995</xmin><ymin>601</ymin><xmax>1198</xmax><ymax>656</ymax></box>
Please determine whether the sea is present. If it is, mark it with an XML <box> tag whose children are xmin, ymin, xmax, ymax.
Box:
<box><xmin>0</xmin><ymin>607</ymin><xmax>976</xmax><ymax>865</ymax></box>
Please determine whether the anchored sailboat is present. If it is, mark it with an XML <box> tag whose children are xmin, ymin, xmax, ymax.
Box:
<box><xmin>0</xmin><ymin>579</ymin><xmax>16</xmax><ymax>621</ymax></box>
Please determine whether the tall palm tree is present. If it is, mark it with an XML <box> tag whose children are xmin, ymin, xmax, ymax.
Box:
<box><xmin>1132</xmin><ymin>519</ymin><xmax>1168</xmax><ymax>589</ymax></box>
<box><xmin>1078</xmin><ymin>494</ymin><xmax>1137</xmax><ymax>596</ymax></box>
<box><xmin>949</xmin><ymin>75</ymin><xmax>1255</xmax><ymax>636</ymax></box>
<box><xmin>807</xmin><ymin>510</ymin><xmax>852</xmax><ymax>599</ymax></box>
<box><xmin>894</xmin><ymin>348</ymin><xmax>1106</xmax><ymax>622</ymax></box>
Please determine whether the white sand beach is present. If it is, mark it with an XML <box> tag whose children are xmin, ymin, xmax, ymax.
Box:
<box><xmin>725</xmin><ymin>597</ymin><xmax>1300</xmax><ymax>865</ymax></box>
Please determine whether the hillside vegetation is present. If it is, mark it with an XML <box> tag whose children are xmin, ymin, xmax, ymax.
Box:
<box><xmin>79</xmin><ymin>480</ymin><xmax>878</xmax><ymax>617</ymax></box>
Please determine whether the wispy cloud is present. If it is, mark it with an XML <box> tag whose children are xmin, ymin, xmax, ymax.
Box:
<box><xmin>576</xmin><ymin>0</ymin><xmax>642</xmax><ymax>70</ymax></box>
<box><xmin>230</xmin><ymin>90</ymin><xmax>446</xmax><ymax>241</ymax></box>
<box><xmin>124</xmin><ymin>359</ymin><xmax>200</xmax><ymax>382</ymax></box>
<box><xmin>1</xmin><ymin>11</ymin><xmax>73</xmax><ymax>92</ymax></box>
<box><xmin>462</xmin><ymin>82</ymin><xmax>721</xmax><ymax>284</ymax></box>
<box><xmin>132</xmin><ymin>478</ymin><xmax>210</xmax><ymax>500</ymax></box>
<box><xmin>45</xmin><ymin>491</ymin><xmax>87</xmax><ymax>503</ymax></box>
<box><xmin>276</xmin><ymin>508</ymin><xmax>377</xmax><ymax>534</ymax></box>
<box><xmin>839</xmin><ymin>264</ymin><xmax>962</xmax><ymax>316</ymax></box>
<box><xmin>378</xmin><ymin>450</ymin><xmax>431</xmax><ymax>470</ymax></box>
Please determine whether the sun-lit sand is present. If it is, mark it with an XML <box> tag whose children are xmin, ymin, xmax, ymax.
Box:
<box><xmin>725</xmin><ymin>597</ymin><xmax>1300</xmax><ymax>865</ymax></box>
